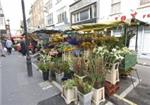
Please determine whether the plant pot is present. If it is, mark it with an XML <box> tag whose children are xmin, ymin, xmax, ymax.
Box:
<box><xmin>92</xmin><ymin>87</ymin><xmax>105</xmax><ymax>105</ymax></box>
<box><xmin>50</xmin><ymin>70</ymin><xmax>56</xmax><ymax>80</ymax></box>
<box><xmin>105</xmin><ymin>63</ymin><xmax>120</xmax><ymax>85</ymax></box>
<box><xmin>61</xmin><ymin>87</ymin><xmax>77</xmax><ymax>104</ymax></box>
<box><xmin>55</xmin><ymin>72</ymin><xmax>64</xmax><ymax>84</ymax></box>
<box><xmin>78</xmin><ymin>90</ymin><xmax>93</xmax><ymax>105</ymax></box>
<box><xmin>42</xmin><ymin>71</ymin><xmax>49</xmax><ymax>81</ymax></box>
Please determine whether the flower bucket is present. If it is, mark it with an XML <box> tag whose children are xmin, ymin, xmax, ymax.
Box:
<box><xmin>42</xmin><ymin>71</ymin><xmax>49</xmax><ymax>81</ymax></box>
<box><xmin>61</xmin><ymin>87</ymin><xmax>77</xmax><ymax>104</ymax></box>
<box><xmin>78</xmin><ymin>90</ymin><xmax>93</xmax><ymax>105</ymax></box>
<box><xmin>55</xmin><ymin>72</ymin><xmax>64</xmax><ymax>84</ymax></box>
<box><xmin>92</xmin><ymin>87</ymin><xmax>105</xmax><ymax>105</ymax></box>
<box><xmin>105</xmin><ymin>63</ymin><xmax>120</xmax><ymax>85</ymax></box>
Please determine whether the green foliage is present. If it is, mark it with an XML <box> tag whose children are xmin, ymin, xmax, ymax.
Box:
<box><xmin>75</xmin><ymin>77</ymin><xmax>92</xmax><ymax>94</ymax></box>
<box><xmin>53</xmin><ymin>58</ymin><xmax>70</xmax><ymax>73</ymax></box>
<box><xmin>63</xmin><ymin>79</ymin><xmax>76</xmax><ymax>89</ymax></box>
<box><xmin>37</xmin><ymin>62</ymin><xmax>49</xmax><ymax>72</ymax></box>
<box><xmin>37</xmin><ymin>53</ymin><xmax>52</xmax><ymax>72</ymax></box>
<box><xmin>87</xmin><ymin>54</ymin><xmax>106</xmax><ymax>89</ymax></box>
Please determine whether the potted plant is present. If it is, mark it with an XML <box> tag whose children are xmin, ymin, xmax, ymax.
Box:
<box><xmin>37</xmin><ymin>53</ymin><xmax>52</xmax><ymax>81</ymax></box>
<box><xmin>53</xmin><ymin>58</ymin><xmax>69</xmax><ymax>83</ymax></box>
<box><xmin>104</xmin><ymin>48</ymin><xmax>123</xmax><ymax>85</ymax></box>
<box><xmin>119</xmin><ymin>47</ymin><xmax>137</xmax><ymax>77</ymax></box>
<box><xmin>93</xmin><ymin>47</ymin><xmax>123</xmax><ymax>85</ymax></box>
<box><xmin>87</xmin><ymin>54</ymin><xmax>106</xmax><ymax>105</ymax></box>
<box><xmin>61</xmin><ymin>79</ymin><xmax>77</xmax><ymax>104</ymax></box>
<box><xmin>75</xmin><ymin>78</ymin><xmax>93</xmax><ymax>105</ymax></box>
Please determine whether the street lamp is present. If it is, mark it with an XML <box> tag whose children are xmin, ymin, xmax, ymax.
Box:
<box><xmin>21</xmin><ymin>0</ymin><xmax>33</xmax><ymax>77</ymax></box>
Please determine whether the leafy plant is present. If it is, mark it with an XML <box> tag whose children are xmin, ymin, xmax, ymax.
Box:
<box><xmin>75</xmin><ymin>77</ymin><xmax>92</xmax><ymax>94</ymax></box>
<box><xmin>86</xmin><ymin>54</ymin><xmax>106</xmax><ymax>89</ymax></box>
<box><xmin>63</xmin><ymin>79</ymin><xmax>76</xmax><ymax>89</ymax></box>
<box><xmin>53</xmin><ymin>58</ymin><xmax>70</xmax><ymax>74</ymax></box>
<box><xmin>37</xmin><ymin>53</ymin><xmax>52</xmax><ymax>72</ymax></box>
<box><xmin>73</xmin><ymin>56</ymin><xmax>87</xmax><ymax>76</ymax></box>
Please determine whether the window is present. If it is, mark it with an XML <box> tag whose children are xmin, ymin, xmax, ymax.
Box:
<box><xmin>111</xmin><ymin>0</ymin><xmax>121</xmax><ymax>14</ymax></box>
<box><xmin>140</xmin><ymin>0</ymin><xmax>150</xmax><ymax>5</ymax></box>
<box><xmin>47</xmin><ymin>13</ymin><xmax>53</xmax><ymax>25</ymax></box>
<box><xmin>71</xmin><ymin>3</ymin><xmax>96</xmax><ymax>24</ymax></box>
<box><xmin>80</xmin><ymin>9</ymin><xmax>89</xmax><ymax>21</ymax></box>
<box><xmin>57</xmin><ymin>12</ymin><xmax>67</xmax><ymax>23</ymax></box>
<box><xmin>46</xmin><ymin>0</ymin><xmax>52</xmax><ymax>9</ymax></box>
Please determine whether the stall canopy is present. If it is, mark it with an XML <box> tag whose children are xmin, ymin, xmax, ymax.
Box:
<box><xmin>71</xmin><ymin>18</ymin><xmax>149</xmax><ymax>32</ymax></box>
<box><xmin>30</xmin><ymin>29</ymin><xmax>62</xmax><ymax>40</ymax></box>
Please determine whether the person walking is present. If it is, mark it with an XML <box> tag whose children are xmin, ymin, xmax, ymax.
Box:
<box><xmin>20</xmin><ymin>38</ymin><xmax>27</xmax><ymax>56</ymax></box>
<box><xmin>6</xmin><ymin>38</ymin><xmax>13</xmax><ymax>54</ymax></box>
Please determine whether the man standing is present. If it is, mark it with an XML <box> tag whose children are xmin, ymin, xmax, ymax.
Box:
<box><xmin>6</xmin><ymin>38</ymin><xmax>13</xmax><ymax>54</ymax></box>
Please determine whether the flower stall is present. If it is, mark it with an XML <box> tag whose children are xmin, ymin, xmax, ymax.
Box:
<box><xmin>34</xmin><ymin>20</ymin><xmax>141</xmax><ymax>105</ymax></box>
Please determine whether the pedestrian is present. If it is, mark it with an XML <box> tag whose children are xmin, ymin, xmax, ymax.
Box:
<box><xmin>6</xmin><ymin>38</ymin><xmax>13</xmax><ymax>54</ymax></box>
<box><xmin>20</xmin><ymin>38</ymin><xmax>27</xmax><ymax>56</ymax></box>
<box><xmin>0</xmin><ymin>41</ymin><xmax>6</xmax><ymax>57</ymax></box>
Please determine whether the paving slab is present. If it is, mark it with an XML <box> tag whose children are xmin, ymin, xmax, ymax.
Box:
<box><xmin>1</xmin><ymin>52</ymin><xmax>60</xmax><ymax>105</ymax></box>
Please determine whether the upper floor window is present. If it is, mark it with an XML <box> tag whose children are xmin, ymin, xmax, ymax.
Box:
<box><xmin>57</xmin><ymin>11</ymin><xmax>67</xmax><ymax>23</ymax></box>
<box><xmin>111</xmin><ymin>0</ymin><xmax>121</xmax><ymax>14</ymax></box>
<box><xmin>140</xmin><ymin>0</ymin><xmax>150</xmax><ymax>5</ymax></box>
<box><xmin>47</xmin><ymin>13</ymin><xmax>53</xmax><ymax>25</ymax></box>
<box><xmin>72</xmin><ymin>3</ymin><xmax>96</xmax><ymax>24</ymax></box>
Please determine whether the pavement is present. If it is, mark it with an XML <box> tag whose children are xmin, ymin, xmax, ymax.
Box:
<box><xmin>1</xmin><ymin>52</ymin><xmax>150</xmax><ymax>105</ymax></box>
<box><xmin>0</xmin><ymin>52</ymin><xmax>60</xmax><ymax>105</ymax></box>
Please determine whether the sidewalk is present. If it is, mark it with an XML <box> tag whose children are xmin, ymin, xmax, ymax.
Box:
<box><xmin>137</xmin><ymin>58</ymin><xmax>150</xmax><ymax>66</ymax></box>
<box><xmin>1</xmin><ymin>52</ymin><xmax>60</xmax><ymax>105</ymax></box>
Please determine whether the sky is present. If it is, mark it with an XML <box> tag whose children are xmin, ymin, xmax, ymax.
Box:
<box><xmin>1</xmin><ymin>0</ymin><xmax>34</xmax><ymax>35</ymax></box>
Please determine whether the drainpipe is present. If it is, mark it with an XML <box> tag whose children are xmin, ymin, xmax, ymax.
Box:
<box><xmin>135</xmin><ymin>24</ymin><xmax>139</xmax><ymax>53</ymax></box>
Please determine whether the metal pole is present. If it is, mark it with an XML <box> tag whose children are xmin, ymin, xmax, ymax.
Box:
<box><xmin>135</xmin><ymin>25</ymin><xmax>138</xmax><ymax>53</ymax></box>
<box><xmin>21</xmin><ymin>0</ymin><xmax>33</xmax><ymax>77</ymax></box>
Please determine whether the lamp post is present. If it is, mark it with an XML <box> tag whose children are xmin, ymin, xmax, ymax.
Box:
<box><xmin>21</xmin><ymin>0</ymin><xmax>33</xmax><ymax>77</ymax></box>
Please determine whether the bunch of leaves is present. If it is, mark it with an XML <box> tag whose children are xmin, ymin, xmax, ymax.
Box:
<box><xmin>75</xmin><ymin>77</ymin><xmax>92</xmax><ymax>94</ymax></box>
<box><xmin>37</xmin><ymin>53</ymin><xmax>52</xmax><ymax>72</ymax></box>
<box><xmin>93</xmin><ymin>46</ymin><xmax>124</xmax><ymax>70</ymax></box>
<box><xmin>86</xmin><ymin>54</ymin><xmax>106</xmax><ymax>89</ymax></box>
<box><xmin>72</xmin><ymin>56</ymin><xmax>87</xmax><ymax>76</ymax></box>
<box><xmin>53</xmin><ymin>57</ymin><xmax>70</xmax><ymax>74</ymax></box>
<box><xmin>63</xmin><ymin>79</ymin><xmax>76</xmax><ymax>89</ymax></box>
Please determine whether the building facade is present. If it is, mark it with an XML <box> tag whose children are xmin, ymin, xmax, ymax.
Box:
<box><xmin>0</xmin><ymin>1</ymin><xmax>6</xmax><ymax>37</ymax></box>
<box><xmin>30</xmin><ymin>0</ymin><xmax>45</xmax><ymax>29</ymax></box>
<box><xmin>44</xmin><ymin>0</ymin><xmax>76</xmax><ymax>30</ymax></box>
<box><xmin>70</xmin><ymin>0</ymin><xmax>150</xmax><ymax>55</ymax></box>
<box><xmin>29</xmin><ymin>0</ymin><xmax>150</xmax><ymax>54</ymax></box>
<box><xmin>70</xmin><ymin>0</ymin><xmax>97</xmax><ymax>25</ymax></box>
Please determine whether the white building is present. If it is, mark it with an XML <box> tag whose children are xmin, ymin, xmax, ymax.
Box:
<box><xmin>44</xmin><ymin>0</ymin><xmax>76</xmax><ymax>31</ymax></box>
<box><xmin>70</xmin><ymin>0</ymin><xmax>150</xmax><ymax>55</ymax></box>
<box><xmin>0</xmin><ymin>0</ymin><xmax>6</xmax><ymax>36</ymax></box>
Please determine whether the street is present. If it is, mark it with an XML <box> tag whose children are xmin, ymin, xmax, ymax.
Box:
<box><xmin>125</xmin><ymin>64</ymin><xmax>150</xmax><ymax>105</ymax></box>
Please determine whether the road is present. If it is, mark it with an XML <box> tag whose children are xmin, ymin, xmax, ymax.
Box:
<box><xmin>126</xmin><ymin>64</ymin><xmax>150</xmax><ymax>105</ymax></box>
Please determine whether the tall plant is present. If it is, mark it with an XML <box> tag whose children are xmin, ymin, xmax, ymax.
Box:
<box><xmin>86</xmin><ymin>53</ymin><xmax>106</xmax><ymax>89</ymax></box>
<box><xmin>37</xmin><ymin>53</ymin><xmax>52</xmax><ymax>72</ymax></box>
